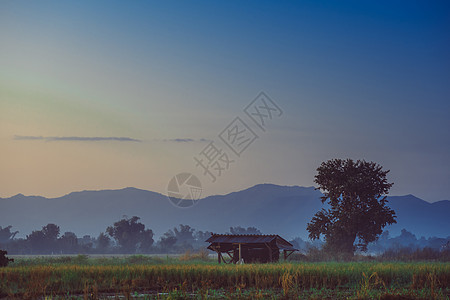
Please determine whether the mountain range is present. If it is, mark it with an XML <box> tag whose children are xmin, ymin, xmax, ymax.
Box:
<box><xmin>1</xmin><ymin>184</ymin><xmax>449</xmax><ymax>240</ymax></box>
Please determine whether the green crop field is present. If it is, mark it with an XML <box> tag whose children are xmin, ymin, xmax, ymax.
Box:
<box><xmin>0</xmin><ymin>256</ymin><xmax>449</xmax><ymax>299</ymax></box>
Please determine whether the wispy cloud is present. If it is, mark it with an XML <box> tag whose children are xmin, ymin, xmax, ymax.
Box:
<box><xmin>158</xmin><ymin>138</ymin><xmax>210</xmax><ymax>143</ymax></box>
<box><xmin>14</xmin><ymin>135</ymin><xmax>211</xmax><ymax>143</ymax></box>
<box><xmin>14</xmin><ymin>135</ymin><xmax>142</xmax><ymax>142</ymax></box>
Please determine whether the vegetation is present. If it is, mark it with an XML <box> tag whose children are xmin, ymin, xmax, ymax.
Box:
<box><xmin>0</xmin><ymin>250</ymin><xmax>13</xmax><ymax>267</ymax></box>
<box><xmin>2</xmin><ymin>220</ymin><xmax>449</xmax><ymax>259</ymax></box>
<box><xmin>308</xmin><ymin>159</ymin><xmax>397</xmax><ymax>256</ymax></box>
<box><xmin>1</xmin><ymin>221</ymin><xmax>281</xmax><ymax>255</ymax></box>
<box><xmin>0</xmin><ymin>226</ymin><xmax>18</xmax><ymax>244</ymax></box>
<box><xmin>106</xmin><ymin>216</ymin><xmax>154</xmax><ymax>253</ymax></box>
<box><xmin>287</xmin><ymin>246</ymin><xmax>450</xmax><ymax>263</ymax></box>
<box><xmin>0</xmin><ymin>256</ymin><xmax>449</xmax><ymax>299</ymax></box>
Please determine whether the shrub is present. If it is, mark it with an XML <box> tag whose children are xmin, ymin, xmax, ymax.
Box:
<box><xmin>0</xmin><ymin>250</ymin><xmax>13</xmax><ymax>267</ymax></box>
<box><xmin>179</xmin><ymin>248</ymin><xmax>211</xmax><ymax>261</ymax></box>
<box><xmin>381</xmin><ymin>247</ymin><xmax>450</xmax><ymax>262</ymax></box>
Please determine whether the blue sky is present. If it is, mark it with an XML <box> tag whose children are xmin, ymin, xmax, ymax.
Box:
<box><xmin>1</xmin><ymin>1</ymin><xmax>449</xmax><ymax>201</ymax></box>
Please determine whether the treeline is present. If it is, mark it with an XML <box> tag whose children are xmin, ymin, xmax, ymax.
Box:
<box><xmin>1</xmin><ymin>218</ymin><xmax>449</xmax><ymax>256</ymax></box>
<box><xmin>367</xmin><ymin>229</ymin><xmax>450</xmax><ymax>254</ymax></box>
<box><xmin>289</xmin><ymin>229</ymin><xmax>450</xmax><ymax>262</ymax></box>
<box><xmin>291</xmin><ymin>229</ymin><xmax>450</xmax><ymax>254</ymax></box>
<box><xmin>0</xmin><ymin>217</ymin><xmax>262</xmax><ymax>255</ymax></box>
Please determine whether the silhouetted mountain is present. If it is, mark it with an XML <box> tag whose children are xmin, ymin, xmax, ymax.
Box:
<box><xmin>385</xmin><ymin>195</ymin><xmax>450</xmax><ymax>238</ymax></box>
<box><xmin>1</xmin><ymin>184</ymin><xmax>448</xmax><ymax>239</ymax></box>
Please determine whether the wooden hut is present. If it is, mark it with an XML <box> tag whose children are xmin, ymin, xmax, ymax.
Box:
<box><xmin>206</xmin><ymin>234</ymin><xmax>297</xmax><ymax>264</ymax></box>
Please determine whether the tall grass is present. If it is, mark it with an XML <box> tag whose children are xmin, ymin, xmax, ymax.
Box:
<box><xmin>1</xmin><ymin>261</ymin><xmax>449</xmax><ymax>298</ymax></box>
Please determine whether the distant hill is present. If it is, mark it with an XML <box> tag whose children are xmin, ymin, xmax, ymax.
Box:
<box><xmin>1</xmin><ymin>184</ymin><xmax>449</xmax><ymax>239</ymax></box>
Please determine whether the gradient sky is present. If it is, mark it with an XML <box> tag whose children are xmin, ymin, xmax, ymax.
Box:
<box><xmin>1</xmin><ymin>1</ymin><xmax>449</xmax><ymax>201</ymax></box>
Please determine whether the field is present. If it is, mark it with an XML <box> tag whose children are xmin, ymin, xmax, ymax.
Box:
<box><xmin>1</xmin><ymin>255</ymin><xmax>449</xmax><ymax>299</ymax></box>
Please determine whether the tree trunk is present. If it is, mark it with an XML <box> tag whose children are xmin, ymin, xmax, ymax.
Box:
<box><xmin>326</xmin><ymin>231</ymin><xmax>356</xmax><ymax>258</ymax></box>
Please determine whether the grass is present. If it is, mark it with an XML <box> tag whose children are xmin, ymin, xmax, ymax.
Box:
<box><xmin>1</xmin><ymin>256</ymin><xmax>449</xmax><ymax>299</ymax></box>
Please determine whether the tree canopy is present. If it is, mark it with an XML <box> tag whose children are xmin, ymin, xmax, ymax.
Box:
<box><xmin>0</xmin><ymin>226</ymin><xmax>18</xmax><ymax>245</ymax></box>
<box><xmin>307</xmin><ymin>159</ymin><xmax>397</xmax><ymax>255</ymax></box>
<box><xmin>106</xmin><ymin>216</ymin><xmax>154</xmax><ymax>253</ymax></box>
<box><xmin>229</xmin><ymin>226</ymin><xmax>262</xmax><ymax>235</ymax></box>
<box><xmin>26</xmin><ymin>223</ymin><xmax>60</xmax><ymax>254</ymax></box>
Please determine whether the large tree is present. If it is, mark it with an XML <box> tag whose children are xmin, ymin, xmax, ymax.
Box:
<box><xmin>307</xmin><ymin>159</ymin><xmax>396</xmax><ymax>255</ymax></box>
<box><xmin>26</xmin><ymin>223</ymin><xmax>60</xmax><ymax>254</ymax></box>
<box><xmin>106</xmin><ymin>216</ymin><xmax>154</xmax><ymax>253</ymax></box>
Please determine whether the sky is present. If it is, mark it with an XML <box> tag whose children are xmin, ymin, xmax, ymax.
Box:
<box><xmin>1</xmin><ymin>1</ymin><xmax>449</xmax><ymax>202</ymax></box>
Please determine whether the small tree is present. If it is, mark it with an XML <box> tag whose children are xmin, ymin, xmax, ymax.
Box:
<box><xmin>97</xmin><ymin>232</ymin><xmax>111</xmax><ymax>253</ymax></box>
<box><xmin>0</xmin><ymin>250</ymin><xmax>14</xmax><ymax>267</ymax></box>
<box><xmin>158</xmin><ymin>225</ymin><xmax>195</xmax><ymax>253</ymax></box>
<box><xmin>59</xmin><ymin>232</ymin><xmax>78</xmax><ymax>254</ymax></box>
<box><xmin>159</xmin><ymin>233</ymin><xmax>177</xmax><ymax>252</ymax></box>
<box><xmin>307</xmin><ymin>159</ymin><xmax>396</xmax><ymax>256</ymax></box>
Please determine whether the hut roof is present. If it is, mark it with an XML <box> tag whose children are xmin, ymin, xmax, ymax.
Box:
<box><xmin>206</xmin><ymin>234</ymin><xmax>297</xmax><ymax>251</ymax></box>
